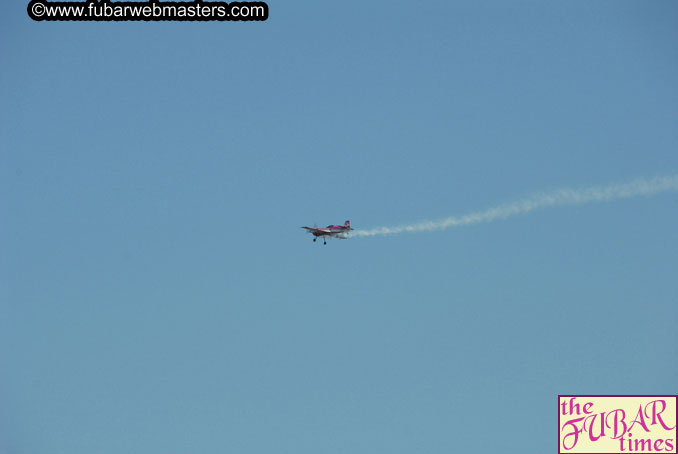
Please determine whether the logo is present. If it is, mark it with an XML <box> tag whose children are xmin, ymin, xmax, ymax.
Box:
<box><xmin>559</xmin><ymin>396</ymin><xmax>677</xmax><ymax>453</ymax></box>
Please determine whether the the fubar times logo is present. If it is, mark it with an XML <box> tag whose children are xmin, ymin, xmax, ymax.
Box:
<box><xmin>559</xmin><ymin>396</ymin><xmax>677</xmax><ymax>453</ymax></box>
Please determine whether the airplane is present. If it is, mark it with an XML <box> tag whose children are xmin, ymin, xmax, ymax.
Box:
<box><xmin>301</xmin><ymin>220</ymin><xmax>353</xmax><ymax>244</ymax></box>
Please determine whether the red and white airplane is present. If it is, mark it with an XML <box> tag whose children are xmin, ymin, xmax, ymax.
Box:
<box><xmin>301</xmin><ymin>220</ymin><xmax>353</xmax><ymax>244</ymax></box>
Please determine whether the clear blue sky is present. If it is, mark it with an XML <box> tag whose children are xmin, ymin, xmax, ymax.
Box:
<box><xmin>2</xmin><ymin>1</ymin><xmax>677</xmax><ymax>453</ymax></box>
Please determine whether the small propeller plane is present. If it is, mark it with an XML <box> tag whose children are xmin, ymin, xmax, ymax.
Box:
<box><xmin>301</xmin><ymin>220</ymin><xmax>353</xmax><ymax>245</ymax></box>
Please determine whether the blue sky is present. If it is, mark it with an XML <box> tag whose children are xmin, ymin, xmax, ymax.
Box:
<box><xmin>2</xmin><ymin>1</ymin><xmax>677</xmax><ymax>453</ymax></box>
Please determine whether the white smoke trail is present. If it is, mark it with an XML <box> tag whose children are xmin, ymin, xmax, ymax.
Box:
<box><xmin>352</xmin><ymin>175</ymin><xmax>678</xmax><ymax>237</ymax></box>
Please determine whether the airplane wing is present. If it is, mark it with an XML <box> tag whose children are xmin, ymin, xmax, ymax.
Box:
<box><xmin>301</xmin><ymin>226</ymin><xmax>330</xmax><ymax>234</ymax></box>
